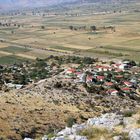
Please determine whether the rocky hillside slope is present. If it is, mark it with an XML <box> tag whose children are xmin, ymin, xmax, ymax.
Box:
<box><xmin>0</xmin><ymin>76</ymin><xmax>140</xmax><ymax>139</ymax></box>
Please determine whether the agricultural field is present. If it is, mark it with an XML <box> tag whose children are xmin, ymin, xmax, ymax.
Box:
<box><xmin>0</xmin><ymin>2</ymin><xmax>140</xmax><ymax>64</ymax></box>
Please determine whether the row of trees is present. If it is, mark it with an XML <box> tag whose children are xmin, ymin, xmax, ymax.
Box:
<box><xmin>69</xmin><ymin>25</ymin><xmax>115</xmax><ymax>32</ymax></box>
<box><xmin>0</xmin><ymin>22</ymin><xmax>23</xmax><ymax>28</ymax></box>
<box><xmin>69</xmin><ymin>25</ymin><xmax>96</xmax><ymax>31</ymax></box>
<box><xmin>46</xmin><ymin>55</ymin><xmax>96</xmax><ymax>65</ymax></box>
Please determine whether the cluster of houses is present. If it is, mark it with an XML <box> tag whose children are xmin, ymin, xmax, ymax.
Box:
<box><xmin>0</xmin><ymin>57</ymin><xmax>140</xmax><ymax>97</ymax></box>
<box><xmin>64</xmin><ymin>60</ymin><xmax>140</xmax><ymax>96</ymax></box>
<box><xmin>0</xmin><ymin>60</ymin><xmax>61</xmax><ymax>90</ymax></box>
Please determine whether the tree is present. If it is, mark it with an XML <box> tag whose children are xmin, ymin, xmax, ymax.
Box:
<box><xmin>11</xmin><ymin>30</ymin><xmax>14</xmax><ymax>34</ymax></box>
<box><xmin>35</xmin><ymin>59</ymin><xmax>47</xmax><ymax>68</ymax></box>
<box><xmin>69</xmin><ymin>26</ymin><xmax>74</xmax><ymax>30</ymax></box>
<box><xmin>90</xmin><ymin>25</ymin><xmax>96</xmax><ymax>32</ymax></box>
<box><xmin>41</xmin><ymin>26</ymin><xmax>45</xmax><ymax>29</ymax></box>
<box><xmin>19</xmin><ymin>74</ymin><xmax>28</xmax><ymax>85</ymax></box>
<box><xmin>83</xmin><ymin>57</ymin><xmax>93</xmax><ymax>64</ymax></box>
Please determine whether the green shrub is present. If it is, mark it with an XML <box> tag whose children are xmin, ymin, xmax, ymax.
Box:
<box><xmin>137</xmin><ymin>118</ymin><xmax>140</xmax><ymax>124</ymax></box>
<box><xmin>47</xmin><ymin>133</ymin><xmax>56</xmax><ymax>139</ymax></box>
<box><xmin>123</xmin><ymin>110</ymin><xmax>135</xmax><ymax>117</ymax></box>
<box><xmin>66</xmin><ymin>117</ymin><xmax>76</xmax><ymax>127</ymax></box>
<box><xmin>121</xmin><ymin>132</ymin><xmax>129</xmax><ymax>140</ymax></box>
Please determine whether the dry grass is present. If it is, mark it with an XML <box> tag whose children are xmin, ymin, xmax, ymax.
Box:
<box><xmin>79</xmin><ymin>126</ymin><xmax>111</xmax><ymax>140</ymax></box>
<box><xmin>0</xmin><ymin>91</ymin><xmax>94</xmax><ymax>139</ymax></box>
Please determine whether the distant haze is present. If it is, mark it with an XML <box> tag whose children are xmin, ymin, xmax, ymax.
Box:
<box><xmin>0</xmin><ymin>0</ymin><xmax>77</xmax><ymax>9</ymax></box>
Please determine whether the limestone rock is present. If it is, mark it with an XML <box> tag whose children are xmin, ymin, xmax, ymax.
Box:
<box><xmin>87</xmin><ymin>113</ymin><xmax>123</xmax><ymax>129</ymax></box>
<box><xmin>129</xmin><ymin>128</ymin><xmax>140</xmax><ymax>140</ymax></box>
<box><xmin>113</xmin><ymin>136</ymin><xmax>123</xmax><ymax>140</ymax></box>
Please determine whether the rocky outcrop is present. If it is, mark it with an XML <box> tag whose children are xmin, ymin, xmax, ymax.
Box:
<box><xmin>50</xmin><ymin>113</ymin><xmax>123</xmax><ymax>140</ymax></box>
<box><xmin>23</xmin><ymin>112</ymin><xmax>140</xmax><ymax>140</ymax></box>
<box><xmin>129</xmin><ymin>129</ymin><xmax>140</xmax><ymax>140</ymax></box>
<box><xmin>87</xmin><ymin>113</ymin><xmax>123</xmax><ymax>129</ymax></box>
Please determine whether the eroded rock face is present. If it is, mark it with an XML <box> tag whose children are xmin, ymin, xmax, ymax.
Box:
<box><xmin>54</xmin><ymin>136</ymin><xmax>65</xmax><ymax>140</ymax></box>
<box><xmin>113</xmin><ymin>136</ymin><xmax>123</xmax><ymax>140</ymax></box>
<box><xmin>24</xmin><ymin>138</ymin><xmax>33</xmax><ymax>140</ymax></box>
<box><xmin>42</xmin><ymin>135</ymin><xmax>48</xmax><ymax>140</ymax></box>
<box><xmin>57</xmin><ymin>127</ymin><xmax>72</xmax><ymax>136</ymax></box>
<box><xmin>57</xmin><ymin>124</ymin><xmax>87</xmax><ymax>137</ymax></box>
<box><xmin>87</xmin><ymin>113</ymin><xmax>123</xmax><ymax>129</ymax></box>
<box><xmin>52</xmin><ymin>135</ymin><xmax>87</xmax><ymax>140</ymax></box>
<box><xmin>55</xmin><ymin>113</ymin><xmax>123</xmax><ymax>140</ymax></box>
<box><xmin>67</xmin><ymin>135</ymin><xmax>88</xmax><ymax>140</ymax></box>
<box><xmin>129</xmin><ymin>129</ymin><xmax>140</xmax><ymax>140</ymax></box>
<box><xmin>24</xmin><ymin>112</ymin><xmax>140</xmax><ymax>140</ymax></box>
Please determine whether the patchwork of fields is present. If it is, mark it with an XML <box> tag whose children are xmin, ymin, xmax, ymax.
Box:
<box><xmin>0</xmin><ymin>4</ymin><xmax>140</xmax><ymax>64</ymax></box>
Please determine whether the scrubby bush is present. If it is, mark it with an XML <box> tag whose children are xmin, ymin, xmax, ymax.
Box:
<box><xmin>123</xmin><ymin>110</ymin><xmax>135</xmax><ymax>117</ymax></box>
<box><xmin>137</xmin><ymin>118</ymin><xmax>140</xmax><ymax>124</ymax></box>
<box><xmin>66</xmin><ymin>117</ymin><xmax>76</xmax><ymax>127</ymax></box>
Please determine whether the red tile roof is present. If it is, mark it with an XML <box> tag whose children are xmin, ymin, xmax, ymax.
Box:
<box><xmin>105</xmin><ymin>82</ymin><xmax>114</xmax><ymax>86</ymax></box>
<box><xmin>67</xmin><ymin>68</ymin><xmax>76</xmax><ymax>73</ymax></box>
<box><xmin>121</xmin><ymin>87</ymin><xmax>130</xmax><ymax>91</ymax></box>
<box><xmin>86</xmin><ymin>75</ymin><xmax>93</xmax><ymax>81</ymax></box>
<box><xmin>115</xmin><ymin>75</ymin><xmax>123</xmax><ymax>78</ymax></box>
<box><xmin>97</xmin><ymin>76</ymin><xmax>105</xmax><ymax>80</ymax></box>
<box><xmin>115</xmin><ymin>69</ymin><xmax>123</xmax><ymax>72</ymax></box>
<box><xmin>124</xmin><ymin>81</ymin><xmax>132</xmax><ymax>86</ymax></box>
<box><xmin>107</xmin><ymin>89</ymin><xmax>118</xmax><ymax>94</ymax></box>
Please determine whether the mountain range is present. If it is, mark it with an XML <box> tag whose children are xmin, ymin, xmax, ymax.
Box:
<box><xmin>0</xmin><ymin>0</ymin><xmax>76</xmax><ymax>9</ymax></box>
<box><xmin>0</xmin><ymin>0</ymin><xmax>139</xmax><ymax>10</ymax></box>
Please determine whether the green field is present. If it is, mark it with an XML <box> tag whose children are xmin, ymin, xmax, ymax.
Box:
<box><xmin>0</xmin><ymin>55</ymin><xmax>31</xmax><ymax>65</ymax></box>
<box><xmin>49</xmin><ymin>45</ymin><xmax>79</xmax><ymax>51</ymax></box>
<box><xmin>0</xmin><ymin>46</ymin><xmax>31</xmax><ymax>54</ymax></box>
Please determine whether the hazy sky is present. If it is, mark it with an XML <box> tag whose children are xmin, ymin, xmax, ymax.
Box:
<box><xmin>0</xmin><ymin>0</ymin><xmax>77</xmax><ymax>9</ymax></box>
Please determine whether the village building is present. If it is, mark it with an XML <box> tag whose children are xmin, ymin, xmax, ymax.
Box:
<box><xmin>123</xmin><ymin>81</ymin><xmax>133</xmax><ymax>87</ymax></box>
<box><xmin>121</xmin><ymin>87</ymin><xmax>131</xmax><ymax>93</ymax></box>
<box><xmin>96</xmin><ymin>76</ymin><xmax>105</xmax><ymax>82</ymax></box>
<box><xmin>104</xmin><ymin>82</ymin><xmax>114</xmax><ymax>88</ymax></box>
<box><xmin>106</xmin><ymin>89</ymin><xmax>118</xmax><ymax>96</ymax></box>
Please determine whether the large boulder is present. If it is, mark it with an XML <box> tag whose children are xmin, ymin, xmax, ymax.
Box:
<box><xmin>113</xmin><ymin>136</ymin><xmax>123</xmax><ymax>140</ymax></box>
<box><xmin>71</xmin><ymin>123</ymin><xmax>86</xmax><ymax>134</ymax></box>
<box><xmin>57</xmin><ymin>127</ymin><xmax>72</xmax><ymax>136</ymax></box>
<box><xmin>54</xmin><ymin>136</ymin><xmax>65</xmax><ymax>140</ymax></box>
<box><xmin>129</xmin><ymin>128</ymin><xmax>140</xmax><ymax>140</ymax></box>
<box><xmin>68</xmin><ymin>135</ymin><xmax>88</xmax><ymax>140</ymax></box>
<box><xmin>87</xmin><ymin>113</ymin><xmax>123</xmax><ymax>129</ymax></box>
<box><xmin>42</xmin><ymin>135</ymin><xmax>48</xmax><ymax>140</ymax></box>
<box><xmin>24</xmin><ymin>138</ymin><xmax>33</xmax><ymax>140</ymax></box>
<box><xmin>123</xmin><ymin>117</ymin><xmax>136</xmax><ymax>131</ymax></box>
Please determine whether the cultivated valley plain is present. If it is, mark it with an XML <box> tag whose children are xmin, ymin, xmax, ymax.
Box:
<box><xmin>0</xmin><ymin>2</ymin><xmax>140</xmax><ymax>64</ymax></box>
<box><xmin>0</xmin><ymin>1</ymin><xmax>140</xmax><ymax>140</ymax></box>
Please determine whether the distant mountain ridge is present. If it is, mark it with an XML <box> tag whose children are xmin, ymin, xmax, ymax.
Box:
<box><xmin>0</xmin><ymin>0</ymin><xmax>139</xmax><ymax>10</ymax></box>
<box><xmin>77</xmin><ymin>0</ymin><xmax>140</xmax><ymax>4</ymax></box>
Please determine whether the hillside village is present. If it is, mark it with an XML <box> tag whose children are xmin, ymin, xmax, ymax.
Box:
<box><xmin>63</xmin><ymin>59</ymin><xmax>140</xmax><ymax>98</ymax></box>
<box><xmin>0</xmin><ymin>55</ymin><xmax>140</xmax><ymax>98</ymax></box>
